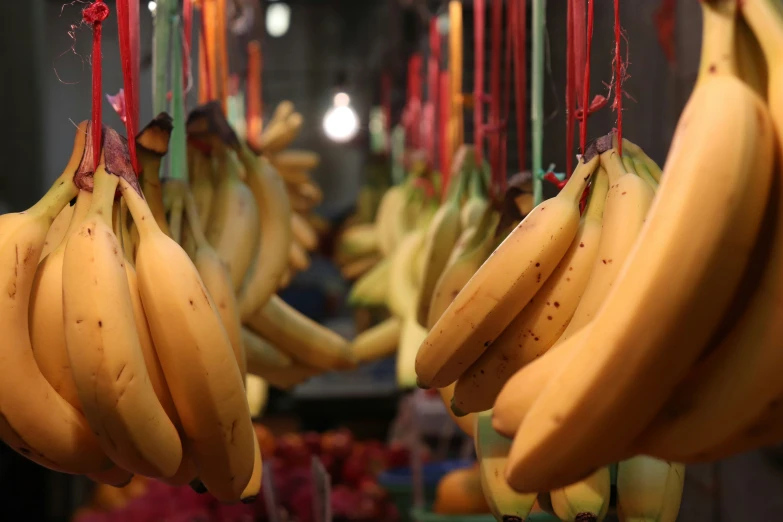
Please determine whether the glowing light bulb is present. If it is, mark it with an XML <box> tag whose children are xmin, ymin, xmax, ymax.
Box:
<box><xmin>266</xmin><ymin>3</ymin><xmax>291</xmax><ymax>38</ymax></box>
<box><xmin>148</xmin><ymin>1</ymin><xmax>157</xmax><ymax>14</ymax></box>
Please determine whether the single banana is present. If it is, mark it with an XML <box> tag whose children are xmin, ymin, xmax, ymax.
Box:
<box><xmin>291</xmin><ymin>212</ymin><xmax>319</xmax><ymax>251</ymax></box>
<box><xmin>63</xmin><ymin>164</ymin><xmax>183</xmax><ymax>478</ymax></box>
<box><xmin>416</xmin><ymin>178</ymin><xmax>464</xmax><ymax>326</ymax></box>
<box><xmin>427</xmin><ymin>209</ymin><xmax>501</xmax><ymax>330</ymax></box>
<box><xmin>205</xmin><ymin>148</ymin><xmax>260</xmax><ymax>291</ymax></box>
<box><xmin>245</xmin><ymin>375</ymin><xmax>269</xmax><ymax>418</ymax></box>
<box><xmin>87</xmin><ymin>467</ymin><xmax>134</xmax><ymax>488</ymax></box>
<box><xmin>241</xmin><ymin>436</ymin><xmax>263</xmax><ymax>503</ymax></box>
<box><xmin>549</xmin><ymin>467</ymin><xmax>611</xmax><ymax>522</ymax></box>
<box><xmin>184</xmin><ymin>190</ymin><xmax>247</xmax><ymax>380</ymax></box>
<box><xmin>41</xmin><ymin>202</ymin><xmax>74</xmax><ymax>261</ymax></box>
<box><xmin>376</xmin><ymin>185</ymin><xmax>409</xmax><ymax>256</ymax></box>
<box><xmin>243</xmin><ymin>327</ymin><xmax>294</xmax><ymax>372</ymax></box>
<box><xmin>288</xmin><ymin>240</ymin><xmax>311</xmax><ymax>272</ymax></box>
<box><xmin>621</xmin><ymin>138</ymin><xmax>662</xmax><ymax>183</ymax></box>
<box><xmin>416</xmin><ymin>153</ymin><xmax>600</xmax><ymax>389</ymax></box>
<box><xmin>351</xmin><ymin>317</ymin><xmax>402</xmax><ymax>363</ymax></box>
<box><xmin>336</xmin><ymin>223</ymin><xmax>379</xmax><ymax>261</ymax></box>
<box><xmin>616</xmin><ymin>457</ymin><xmax>684</xmax><ymax>522</ymax></box>
<box><xmin>120</xmin><ymin>176</ymin><xmax>255</xmax><ymax>503</ymax></box>
<box><xmin>505</xmin><ymin>3</ymin><xmax>775</xmax><ymax>490</ymax></box>
<box><xmin>474</xmin><ymin>411</ymin><xmax>537</xmax><ymax>521</ymax></box>
<box><xmin>735</xmin><ymin>10</ymin><xmax>768</xmax><ymax>98</ymax></box>
<box><xmin>398</xmin><ymin>313</ymin><xmax>429</xmax><ymax>389</ymax></box>
<box><xmin>271</xmin><ymin>149</ymin><xmax>320</xmax><ymax>171</ymax></box>
<box><xmin>387</xmin><ymin>230</ymin><xmax>426</xmax><ymax>319</ymax></box>
<box><xmin>460</xmin><ymin>169</ymin><xmax>489</xmax><ymax>230</ymax></box>
<box><xmin>348</xmin><ymin>257</ymin><xmax>391</xmax><ymax>307</ymax></box>
<box><xmin>30</xmin><ymin>190</ymin><xmax>93</xmax><ymax>408</ymax></box>
<box><xmin>452</xmin><ymin>168</ymin><xmax>609</xmax><ymax>414</ymax></box>
<box><xmin>237</xmin><ymin>148</ymin><xmax>293</xmax><ymax>320</ymax></box>
<box><xmin>631</xmin><ymin>0</ymin><xmax>783</xmax><ymax>462</ymax></box>
<box><xmin>182</xmin><ymin>146</ymin><xmax>214</xmax><ymax>257</ymax></box>
<box><xmin>245</xmin><ymin>295</ymin><xmax>355</xmax><ymax>371</ymax></box>
<box><xmin>557</xmin><ymin>147</ymin><xmax>655</xmax><ymax>343</ymax></box>
<box><xmin>0</xmin><ymin>123</ymin><xmax>110</xmax><ymax>473</ymax></box>
<box><xmin>340</xmin><ymin>254</ymin><xmax>381</xmax><ymax>281</ymax></box>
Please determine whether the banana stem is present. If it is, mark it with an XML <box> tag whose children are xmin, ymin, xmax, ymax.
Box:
<box><xmin>531</xmin><ymin>0</ymin><xmax>547</xmax><ymax>206</ymax></box>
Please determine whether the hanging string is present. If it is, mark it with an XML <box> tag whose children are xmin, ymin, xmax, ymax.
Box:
<box><xmin>448</xmin><ymin>1</ymin><xmax>464</xmax><ymax>158</ymax></box>
<box><xmin>116</xmin><ymin>0</ymin><xmax>140</xmax><ymax>173</ymax></box>
<box><xmin>183</xmin><ymin>0</ymin><xmax>193</xmax><ymax>91</ymax></box>
<box><xmin>199</xmin><ymin>1</ymin><xmax>215</xmax><ymax>103</ymax></box>
<box><xmin>565</xmin><ymin>0</ymin><xmax>575</xmax><ymax>176</ymax></box>
<box><xmin>83</xmin><ymin>1</ymin><xmax>109</xmax><ymax>170</ymax></box>
<box><xmin>613</xmin><ymin>0</ymin><xmax>624</xmax><ymax>155</ymax></box>
<box><xmin>579</xmin><ymin>0</ymin><xmax>594</xmax><ymax>156</ymax></box>
<box><xmin>439</xmin><ymin>70</ymin><xmax>452</xmax><ymax>189</ymax></box>
<box><xmin>215</xmin><ymin>0</ymin><xmax>229</xmax><ymax>112</ymax></box>
<box><xmin>531</xmin><ymin>0</ymin><xmax>545</xmax><ymax>205</ymax></box>
<box><xmin>427</xmin><ymin>17</ymin><xmax>441</xmax><ymax>168</ymax></box>
<box><xmin>488</xmin><ymin>0</ymin><xmax>502</xmax><ymax>193</ymax></box>
<box><xmin>129</xmin><ymin>0</ymin><xmax>140</xmax><ymax>117</ymax></box>
<box><xmin>499</xmin><ymin>0</ymin><xmax>513</xmax><ymax>194</ymax></box>
<box><xmin>473</xmin><ymin>0</ymin><xmax>485</xmax><ymax>166</ymax></box>
<box><xmin>512</xmin><ymin>0</ymin><xmax>526</xmax><ymax>175</ymax></box>
<box><xmin>247</xmin><ymin>41</ymin><xmax>263</xmax><ymax>147</ymax></box>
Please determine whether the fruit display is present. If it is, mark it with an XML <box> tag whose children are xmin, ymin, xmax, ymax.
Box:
<box><xmin>74</xmin><ymin>426</ymin><xmax>411</xmax><ymax>522</ymax></box>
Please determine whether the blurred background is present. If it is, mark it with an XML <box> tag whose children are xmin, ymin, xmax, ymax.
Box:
<box><xmin>1</xmin><ymin>1</ymin><xmax>781</xmax><ymax>521</ymax></box>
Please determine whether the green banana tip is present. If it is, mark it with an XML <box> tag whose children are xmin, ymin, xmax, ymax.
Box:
<box><xmin>415</xmin><ymin>377</ymin><xmax>431</xmax><ymax>390</ymax></box>
<box><xmin>450</xmin><ymin>401</ymin><xmax>468</xmax><ymax>418</ymax></box>
<box><xmin>501</xmin><ymin>516</ymin><xmax>523</xmax><ymax>522</ymax></box>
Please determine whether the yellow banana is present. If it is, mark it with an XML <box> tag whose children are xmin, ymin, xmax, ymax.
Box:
<box><xmin>87</xmin><ymin>467</ymin><xmax>134</xmax><ymax>488</ymax></box>
<box><xmin>271</xmin><ymin>149</ymin><xmax>320</xmax><ymax>170</ymax></box>
<box><xmin>387</xmin><ymin>230</ymin><xmax>425</xmax><ymax>319</ymax></box>
<box><xmin>205</xmin><ymin>148</ymin><xmax>260</xmax><ymax>291</ymax></box>
<box><xmin>340</xmin><ymin>254</ymin><xmax>381</xmax><ymax>281</ymax></box>
<box><xmin>735</xmin><ymin>10</ymin><xmax>768</xmax><ymax>98</ymax></box>
<box><xmin>621</xmin><ymin>138</ymin><xmax>662</xmax><ymax>183</ymax></box>
<box><xmin>288</xmin><ymin>240</ymin><xmax>311</xmax><ymax>272</ymax></box>
<box><xmin>120</xmin><ymin>176</ymin><xmax>255</xmax><ymax>503</ymax></box>
<box><xmin>41</xmin><ymin>202</ymin><xmax>74</xmax><ymax>261</ymax></box>
<box><xmin>240</xmin><ymin>436</ymin><xmax>263</xmax><ymax>503</ymax></box>
<box><xmin>416</xmin><ymin>152</ymin><xmax>600</xmax><ymax>389</ymax></box>
<box><xmin>398</xmin><ymin>313</ymin><xmax>428</xmax><ymax>389</ymax></box>
<box><xmin>243</xmin><ymin>327</ymin><xmax>294</xmax><ymax>372</ymax></box>
<box><xmin>291</xmin><ymin>212</ymin><xmax>319</xmax><ymax>251</ymax></box>
<box><xmin>351</xmin><ymin>317</ymin><xmax>402</xmax><ymax>363</ymax></box>
<box><xmin>245</xmin><ymin>295</ymin><xmax>355</xmax><ymax>371</ymax></box>
<box><xmin>0</xmin><ymin>123</ymin><xmax>111</xmax><ymax>474</ymax></box>
<box><xmin>505</xmin><ymin>2</ymin><xmax>775</xmax><ymax>490</ymax></box>
<box><xmin>136</xmin><ymin>115</ymin><xmax>173</xmax><ymax>237</ymax></box>
<box><xmin>630</xmin><ymin>0</ymin><xmax>783</xmax><ymax>463</ymax></box>
<box><xmin>558</xmin><ymin>147</ymin><xmax>655</xmax><ymax>343</ymax></box>
<box><xmin>30</xmin><ymin>190</ymin><xmax>93</xmax><ymax>408</ymax></box>
<box><xmin>337</xmin><ymin>223</ymin><xmax>379</xmax><ymax>260</ymax></box>
<box><xmin>182</xmin><ymin>147</ymin><xmax>214</xmax><ymax>257</ymax></box>
<box><xmin>245</xmin><ymin>375</ymin><xmax>269</xmax><ymax>418</ymax></box>
<box><xmin>376</xmin><ymin>185</ymin><xmax>408</xmax><ymax>256</ymax></box>
<box><xmin>348</xmin><ymin>257</ymin><xmax>391</xmax><ymax>307</ymax></box>
<box><xmin>549</xmin><ymin>468</ymin><xmax>611</xmax><ymax>522</ymax></box>
<box><xmin>616</xmin><ymin>457</ymin><xmax>684</xmax><ymax>522</ymax></box>
<box><xmin>63</xmin><ymin>164</ymin><xmax>182</xmax><ymax>478</ymax></box>
<box><xmin>237</xmin><ymin>148</ymin><xmax>293</xmax><ymax>320</ymax></box>
<box><xmin>184</xmin><ymin>190</ymin><xmax>247</xmax><ymax>380</ymax></box>
<box><xmin>452</xmin><ymin>168</ymin><xmax>609</xmax><ymax>414</ymax></box>
<box><xmin>474</xmin><ymin>411</ymin><xmax>537</xmax><ymax>521</ymax></box>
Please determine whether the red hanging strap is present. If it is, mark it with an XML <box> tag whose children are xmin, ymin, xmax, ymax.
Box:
<box><xmin>579</xmin><ymin>0</ymin><xmax>595</xmax><ymax>156</ymax></box>
<box><xmin>439</xmin><ymin>71</ymin><xmax>451</xmax><ymax>189</ymax></box>
<box><xmin>473</xmin><ymin>0</ymin><xmax>486</xmax><ymax>165</ymax></box>
<box><xmin>116</xmin><ymin>0</ymin><xmax>140</xmax><ymax>173</ymax></box>
<box><xmin>654</xmin><ymin>0</ymin><xmax>678</xmax><ymax>65</ymax></box>
<box><xmin>247</xmin><ymin>41</ymin><xmax>263</xmax><ymax>146</ymax></box>
<box><xmin>404</xmin><ymin>54</ymin><xmax>423</xmax><ymax>150</ymax></box>
<box><xmin>565</xmin><ymin>0</ymin><xmax>575</xmax><ymax>176</ymax></box>
<box><xmin>83</xmin><ymin>1</ymin><xmax>109</xmax><ymax>171</ymax></box>
<box><xmin>512</xmin><ymin>0</ymin><xmax>526</xmax><ymax>175</ymax></box>
<box><xmin>499</xmin><ymin>0</ymin><xmax>513</xmax><ymax>194</ymax></box>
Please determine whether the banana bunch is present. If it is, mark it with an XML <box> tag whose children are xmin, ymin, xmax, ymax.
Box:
<box><xmin>416</xmin><ymin>1</ymin><xmax>783</xmax><ymax>512</ymax></box>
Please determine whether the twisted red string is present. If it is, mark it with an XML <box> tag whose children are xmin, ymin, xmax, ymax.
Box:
<box><xmin>427</xmin><ymin>17</ymin><xmax>440</xmax><ymax>166</ymax></box>
<box><xmin>200</xmin><ymin>13</ymin><xmax>213</xmax><ymax>101</ymax></box>
<box><xmin>499</xmin><ymin>0</ymin><xmax>512</xmax><ymax>194</ymax></box>
<box><xmin>613</xmin><ymin>0</ymin><xmax>623</xmax><ymax>155</ymax></box>
<box><xmin>579</xmin><ymin>0</ymin><xmax>594</xmax><ymax>155</ymax></box>
<box><xmin>116</xmin><ymin>0</ymin><xmax>140</xmax><ymax>173</ymax></box>
<box><xmin>84</xmin><ymin>1</ymin><xmax>109</xmax><ymax>170</ymax></box>
<box><xmin>439</xmin><ymin>71</ymin><xmax>451</xmax><ymax>189</ymax></box>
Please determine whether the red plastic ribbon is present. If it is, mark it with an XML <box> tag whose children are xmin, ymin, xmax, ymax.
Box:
<box><xmin>654</xmin><ymin>0</ymin><xmax>677</xmax><ymax>64</ymax></box>
<box><xmin>116</xmin><ymin>0</ymin><xmax>140</xmax><ymax>173</ymax></box>
<box><xmin>439</xmin><ymin>71</ymin><xmax>451</xmax><ymax>190</ymax></box>
<box><xmin>488</xmin><ymin>0</ymin><xmax>502</xmax><ymax>193</ymax></box>
<box><xmin>473</xmin><ymin>0</ymin><xmax>485</xmax><ymax>165</ymax></box>
<box><xmin>247</xmin><ymin>41</ymin><xmax>263</xmax><ymax>144</ymax></box>
<box><xmin>405</xmin><ymin>54</ymin><xmax>423</xmax><ymax>149</ymax></box>
<box><xmin>83</xmin><ymin>1</ymin><xmax>109</xmax><ymax>171</ymax></box>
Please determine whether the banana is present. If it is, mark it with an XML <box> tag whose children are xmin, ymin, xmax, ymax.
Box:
<box><xmin>630</xmin><ymin>0</ymin><xmax>783</xmax><ymax>463</ymax></box>
<box><xmin>341</xmin><ymin>254</ymin><xmax>381</xmax><ymax>281</ymax></box>
<box><xmin>120</xmin><ymin>176</ymin><xmax>255</xmax><ymax>502</ymax></box>
<box><xmin>261</xmin><ymin>112</ymin><xmax>303</xmax><ymax>154</ymax></box>
<box><xmin>246</xmin><ymin>375</ymin><xmax>269</xmax><ymax>418</ymax></box>
<box><xmin>241</xmin><ymin>436</ymin><xmax>263</xmax><ymax>503</ymax></box>
<box><xmin>255</xmin><ymin>362</ymin><xmax>323</xmax><ymax>390</ymax></box>
<box><xmin>41</xmin><ymin>202</ymin><xmax>74</xmax><ymax>260</ymax></box>
<box><xmin>415</xmin><ymin>177</ymin><xmax>464</xmax><ymax>326</ymax></box>
<box><xmin>136</xmin><ymin>114</ymin><xmax>174</xmax><ymax>237</ymax></box>
<box><xmin>621</xmin><ymin>155</ymin><xmax>637</xmax><ymax>175</ymax></box>
<box><xmin>288</xmin><ymin>240</ymin><xmax>311</xmax><ymax>272</ymax></box>
<box><xmin>452</xmin><ymin>168</ymin><xmax>609</xmax><ymax>415</ymax></box>
<box><xmin>348</xmin><ymin>257</ymin><xmax>391</xmax><ymax>307</ymax></box>
<box><xmin>621</xmin><ymin>138</ymin><xmax>662</xmax><ymax>183</ymax></box>
<box><xmin>735</xmin><ymin>11</ymin><xmax>768</xmax><ymax>98</ymax></box>
<box><xmin>0</xmin><ymin>122</ymin><xmax>111</xmax><ymax>473</ymax></box>
<box><xmin>243</xmin><ymin>327</ymin><xmax>295</xmax><ymax>371</ymax></box>
<box><xmin>549</xmin><ymin>467</ymin><xmax>611</xmax><ymax>522</ymax></box>
<box><xmin>165</xmin><ymin>179</ymin><xmax>186</xmax><ymax>245</ymax></box>
<box><xmin>398</xmin><ymin>313</ymin><xmax>429</xmax><ymax>389</ymax></box>
<box><xmin>437</xmin><ymin>385</ymin><xmax>476</xmax><ymax>437</ymax></box>
<box><xmin>184</xmin><ymin>190</ymin><xmax>247</xmax><ymax>380</ymax></box>
<box><xmin>474</xmin><ymin>411</ymin><xmax>537</xmax><ymax>521</ymax></box>
<box><xmin>460</xmin><ymin>169</ymin><xmax>489</xmax><ymax>229</ymax></box>
<box><xmin>30</xmin><ymin>190</ymin><xmax>93</xmax><ymax>408</ymax></box>
<box><xmin>376</xmin><ymin>185</ymin><xmax>408</xmax><ymax>256</ymax></box>
<box><xmin>415</xmin><ymin>152</ymin><xmax>600</xmax><ymax>389</ymax></box>
<box><xmin>387</xmin><ymin>231</ymin><xmax>426</xmax><ymax>319</ymax></box>
<box><xmin>271</xmin><ymin>149</ymin><xmax>320</xmax><ymax>170</ymax></box>
<box><xmin>616</xmin><ymin>457</ymin><xmax>684</xmax><ymax>522</ymax></box>
<box><xmin>337</xmin><ymin>223</ymin><xmax>379</xmax><ymax>260</ymax></box>
<box><xmin>205</xmin><ymin>148</ymin><xmax>260</xmax><ymax>291</ymax></box>
<box><xmin>427</xmin><ymin>209</ymin><xmax>501</xmax><ymax>330</ymax></box>
<box><xmin>291</xmin><ymin>212</ymin><xmax>319</xmax><ymax>251</ymax></box>
<box><xmin>182</xmin><ymin>147</ymin><xmax>214</xmax><ymax>257</ymax></box>
<box><xmin>632</xmin><ymin>159</ymin><xmax>660</xmax><ymax>191</ymax></box>
<box><xmin>351</xmin><ymin>317</ymin><xmax>402</xmax><ymax>363</ymax></box>
<box><xmin>245</xmin><ymin>295</ymin><xmax>355</xmax><ymax>371</ymax></box>
<box><xmin>492</xmin><ymin>328</ymin><xmax>590</xmax><ymax>438</ymax></box>
<box><xmin>557</xmin><ymin>147</ymin><xmax>655</xmax><ymax>343</ymax></box>
<box><xmin>63</xmin><ymin>163</ymin><xmax>183</xmax><ymax>478</ymax></box>
<box><xmin>237</xmin><ymin>148</ymin><xmax>293</xmax><ymax>320</ymax></box>
<box><xmin>87</xmin><ymin>467</ymin><xmax>134</xmax><ymax>488</ymax></box>
<box><xmin>504</xmin><ymin>2</ymin><xmax>775</xmax><ymax>490</ymax></box>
